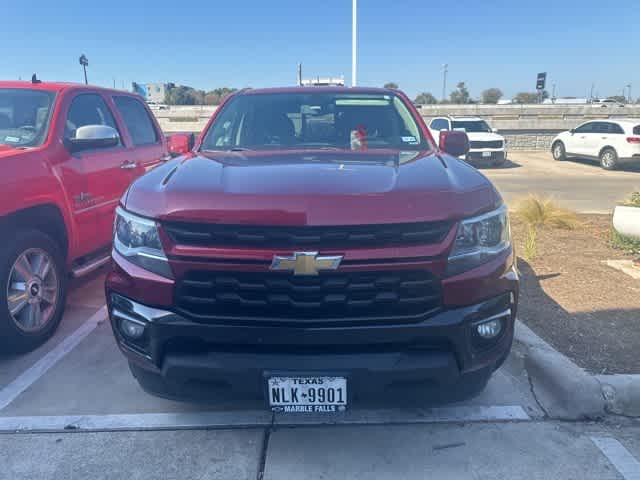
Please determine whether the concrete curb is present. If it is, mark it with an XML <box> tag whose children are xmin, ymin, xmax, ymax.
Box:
<box><xmin>597</xmin><ymin>375</ymin><xmax>640</xmax><ymax>417</ymax></box>
<box><xmin>514</xmin><ymin>321</ymin><xmax>640</xmax><ymax>419</ymax></box>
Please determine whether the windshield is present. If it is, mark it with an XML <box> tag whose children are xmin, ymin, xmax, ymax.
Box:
<box><xmin>0</xmin><ymin>88</ymin><xmax>55</xmax><ymax>147</ymax></box>
<box><xmin>451</xmin><ymin>120</ymin><xmax>491</xmax><ymax>133</ymax></box>
<box><xmin>200</xmin><ymin>92</ymin><xmax>429</xmax><ymax>151</ymax></box>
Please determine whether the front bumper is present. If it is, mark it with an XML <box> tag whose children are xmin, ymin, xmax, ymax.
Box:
<box><xmin>463</xmin><ymin>150</ymin><xmax>507</xmax><ymax>166</ymax></box>
<box><xmin>106</xmin><ymin>279</ymin><xmax>517</xmax><ymax>402</ymax></box>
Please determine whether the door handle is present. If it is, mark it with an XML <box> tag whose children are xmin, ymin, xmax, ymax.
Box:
<box><xmin>120</xmin><ymin>161</ymin><xmax>137</xmax><ymax>170</ymax></box>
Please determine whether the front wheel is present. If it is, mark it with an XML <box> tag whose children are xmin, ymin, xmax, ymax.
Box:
<box><xmin>599</xmin><ymin>148</ymin><xmax>618</xmax><ymax>170</ymax></box>
<box><xmin>552</xmin><ymin>141</ymin><xmax>566</xmax><ymax>161</ymax></box>
<box><xmin>0</xmin><ymin>230</ymin><xmax>66</xmax><ymax>353</ymax></box>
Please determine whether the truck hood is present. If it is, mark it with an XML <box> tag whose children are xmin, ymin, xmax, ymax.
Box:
<box><xmin>465</xmin><ymin>132</ymin><xmax>504</xmax><ymax>142</ymax></box>
<box><xmin>125</xmin><ymin>149</ymin><xmax>499</xmax><ymax>225</ymax></box>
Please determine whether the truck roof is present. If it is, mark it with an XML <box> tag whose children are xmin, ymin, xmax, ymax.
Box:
<box><xmin>0</xmin><ymin>80</ymin><xmax>134</xmax><ymax>95</ymax></box>
<box><xmin>241</xmin><ymin>86</ymin><xmax>397</xmax><ymax>95</ymax></box>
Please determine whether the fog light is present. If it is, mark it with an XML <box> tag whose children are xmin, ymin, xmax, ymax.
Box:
<box><xmin>476</xmin><ymin>319</ymin><xmax>502</xmax><ymax>339</ymax></box>
<box><xmin>120</xmin><ymin>318</ymin><xmax>145</xmax><ymax>339</ymax></box>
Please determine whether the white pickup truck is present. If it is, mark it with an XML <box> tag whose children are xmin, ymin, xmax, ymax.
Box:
<box><xmin>428</xmin><ymin>116</ymin><xmax>507</xmax><ymax>167</ymax></box>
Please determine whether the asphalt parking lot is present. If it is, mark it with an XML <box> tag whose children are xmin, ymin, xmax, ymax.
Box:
<box><xmin>483</xmin><ymin>151</ymin><xmax>640</xmax><ymax>213</ymax></box>
<box><xmin>1</xmin><ymin>151</ymin><xmax>639</xmax><ymax>480</ymax></box>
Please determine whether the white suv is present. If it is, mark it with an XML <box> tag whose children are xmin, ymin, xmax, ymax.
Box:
<box><xmin>428</xmin><ymin>116</ymin><xmax>507</xmax><ymax>167</ymax></box>
<box><xmin>551</xmin><ymin>120</ymin><xmax>640</xmax><ymax>170</ymax></box>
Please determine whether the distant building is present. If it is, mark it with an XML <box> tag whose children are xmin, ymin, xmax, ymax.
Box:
<box><xmin>301</xmin><ymin>76</ymin><xmax>345</xmax><ymax>87</ymax></box>
<box><xmin>131</xmin><ymin>82</ymin><xmax>169</xmax><ymax>103</ymax></box>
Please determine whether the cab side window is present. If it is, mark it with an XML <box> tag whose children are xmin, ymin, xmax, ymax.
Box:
<box><xmin>430</xmin><ymin>118</ymin><xmax>450</xmax><ymax>131</ymax></box>
<box><xmin>113</xmin><ymin>96</ymin><xmax>159</xmax><ymax>146</ymax></box>
<box><xmin>65</xmin><ymin>94</ymin><xmax>119</xmax><ymax>143</ymax></box>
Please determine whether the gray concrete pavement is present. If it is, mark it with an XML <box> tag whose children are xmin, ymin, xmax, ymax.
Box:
<box><xmin>0</xmin><ymin>429</ymin><xmax>264</xmax><ymax>480</ymax></box>
<box><xmin>0</xmin><ymin>305</ymin><xmax>98</xmax><ymax>389</ymax></box>
<box><xmin>0</xmin><ymin>267</ymin><xmax>106</xmax><ymax>392</ymax></box>
<box><xmin>483</xmin><ymin>151</ymin><xmax>640</xmax><ymax>213</ymax></box>
<box><xmin>264</xmin><ymin>422</ymin><xmax>631</xmax><ymax>480</ymax></box>
<box><xmin>1</xmin><ymin>421</ymin><xmax>638</xmax><ymax>479</ymax></box>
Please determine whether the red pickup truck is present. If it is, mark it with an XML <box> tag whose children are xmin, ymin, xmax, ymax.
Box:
<box><xmin>0</xmin><ymin>80</ymin><xmax>168</xmax><ymax>352</ymax></box>
<box><xmin>107</xmin><ymin>87</ymin><xmax>518</xmax><ymax>409</ymax></box>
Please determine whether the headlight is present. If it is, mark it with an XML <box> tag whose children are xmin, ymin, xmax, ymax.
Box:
<box><xmin>113</xmin><ymin>207</ymin><xmax>172</xmax><ymax>278</ymax></box>
<box><xmin>446</xmin><ymin>204</ymin><xmax>511</xmax><ymax>276</ymax></box>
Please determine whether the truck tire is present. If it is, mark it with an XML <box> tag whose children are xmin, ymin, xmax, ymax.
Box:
<box><xmin>0</xmin><ymin>230</ymin><xmax>67</xmax><ymax>353</ymax></box>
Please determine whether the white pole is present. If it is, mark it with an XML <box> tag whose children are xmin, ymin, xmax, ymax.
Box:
<box><xmin>352</xmin><ymin>0</ymin><xmax>357</xmax><ymax>86</ymax></box>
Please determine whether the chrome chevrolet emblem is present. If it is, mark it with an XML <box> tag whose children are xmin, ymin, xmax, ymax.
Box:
<box><xmin>270</xmin><ymin>252</ymin><xmax>343</xmax><ymax>276</ymax></box>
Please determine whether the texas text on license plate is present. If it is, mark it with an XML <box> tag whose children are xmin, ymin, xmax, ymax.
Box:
<box><xmin>267</xmin><ymin>376</ymin><xmax>347</xmax><ymax>413</ymax></box>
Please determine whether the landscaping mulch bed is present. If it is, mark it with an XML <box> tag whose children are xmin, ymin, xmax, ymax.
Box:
<box><xmin>512</xmin><ymin>214</ymin><xmax>640</xmax><ymax>374</ymax></box>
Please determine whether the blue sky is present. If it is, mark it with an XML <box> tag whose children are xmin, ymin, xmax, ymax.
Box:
<box><xmin>2</xmin><ymin>0</ymin><xmax>638</xmax><ymax>100</ymax></box>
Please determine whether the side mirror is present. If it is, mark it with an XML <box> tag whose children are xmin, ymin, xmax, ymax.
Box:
<box><xmin>569</xmin><ymin>129</ymin><xmax>575</xmax><ymax>135</ymax></box>
<box><xmin>492</xmin><ymin>128</ymin><xmax>499</xmax><ymax>133</ymax></box>
<box><xmin>67</xmin><ymin>125</ymin><xmax>119</xmax><ymax>152</ymax></box>
<box><xmin>167</xmin><ymin>132</ymin><xmax>195</xmax><ymax>156</ymax></box>
<box><xmin>439</xmin><ymin>130</ymin><xmax>469</xmax><ymax>157</ymax></box>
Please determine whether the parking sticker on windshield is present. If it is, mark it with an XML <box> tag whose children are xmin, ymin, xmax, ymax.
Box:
<box><xmin>401</xmin><ymin>136</ymin><xmax>418</xmax><ymax>144</ymax></box>
<box><xmin>4</xmin><ymin>136</ymin><xmax>20</xmax><ymax>143</ymax></box>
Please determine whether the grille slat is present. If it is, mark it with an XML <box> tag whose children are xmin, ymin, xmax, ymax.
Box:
<box><xmin>164</xmin><ymin>222</ymin><xmax>452</xmax><ymax>248</ymax></box>
<box><xmin>176</xmin><ymin>270</ymin><xmax>442</xmax><ymax>323</ymax></box>
<box><xmin>469</xmin><ymin>140</ymin><xmax>503</xmax><ymax>149</ymax></box>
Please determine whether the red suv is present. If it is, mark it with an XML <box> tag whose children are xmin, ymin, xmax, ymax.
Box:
<box><xmin>0</xmin><ymin>80</ymin><xmax>168</xmax><ymax>352</ymax></box>
<box><xmin>106</xmin><ymin>87</ymin><xmax>518</xmax><ymax>410</ymax></box>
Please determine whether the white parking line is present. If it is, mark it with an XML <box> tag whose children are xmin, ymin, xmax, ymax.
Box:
<box><xmin>0</xmin><ymin>306</ymin><xmax>107</xmax><ymax>411</ymax></box>
<box><xmin>274</xmin><ymin>405</ymin><xmax>530</xmax><ymax>426</ymax></box>
<box><xmin>591</xmin><ymin>437</ymin><xmax>640</xmax><ymax>480</ymax></box>
<box><xmin>0</xmin><ymin>405</ymin><xmax>529</xmax><ymax>432</ymax></box>
<box><xmin>0</xmin><ymin>411</ymin><xmax>273</xmax><ymax>432</ymax></box>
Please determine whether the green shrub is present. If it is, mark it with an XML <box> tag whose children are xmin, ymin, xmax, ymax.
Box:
<box><xmin>611</xmin><ymin>229</ymin><xmax>640</xmax><ymax>255</ymax></box>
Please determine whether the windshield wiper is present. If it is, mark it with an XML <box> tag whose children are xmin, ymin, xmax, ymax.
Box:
<box><xmin>201</xmin><ymin>147</ymin><xmax>253</xmax><ymax>153</ymax></box>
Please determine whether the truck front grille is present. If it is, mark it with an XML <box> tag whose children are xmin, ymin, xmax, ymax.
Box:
<box><xmin>163</xmin><ymin>221</ymin><xmax>452</xmax><ymax>249</ymax></box>
<box><xmin>176</xmin><ymin>270</ymin><xmax>442</xmax><ymax>324</ymax></box>
<box><xmin>469</xmin><ymin>140</ymin><xmax>503</xmax><ymax>149</ymax></box>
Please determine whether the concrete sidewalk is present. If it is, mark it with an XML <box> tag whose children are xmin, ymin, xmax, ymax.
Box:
<box><xmin>1</xmin><ymin>421</ymin><xmax>638</xmax><ymax>480</ymax></box>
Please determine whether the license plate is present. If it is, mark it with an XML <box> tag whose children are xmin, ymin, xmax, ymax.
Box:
<box><xmin>482</xmin><ymin>151</ymin><xmax>492</xmax><ymax>158</ymax></box>
<box><xmin>267</xmin><ymin>376</ymin><xmax>347</xmax><ymax>413</ymax></box>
